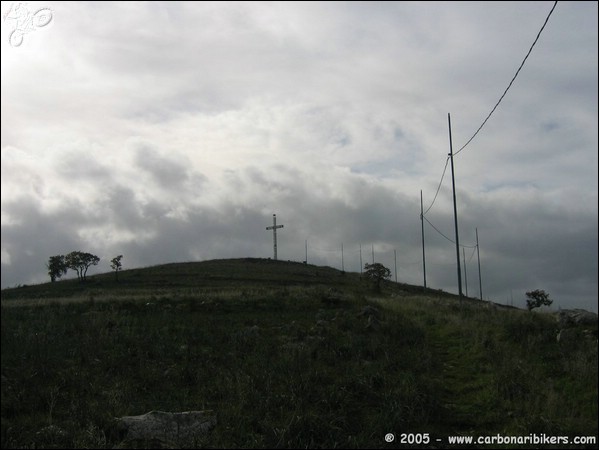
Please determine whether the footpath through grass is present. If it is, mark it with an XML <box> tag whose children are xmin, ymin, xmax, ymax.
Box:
<box><xmin>374</xmin><ymin>297</ymin><xmax>598</xmax><ymax>448</ymax></box>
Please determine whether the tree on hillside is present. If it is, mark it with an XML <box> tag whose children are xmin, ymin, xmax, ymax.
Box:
<box><xmin>111</xmin><ymin>255</ymin><xmax>123</xmax><ymax>281</ymax></box>
<box><xmin>525</xmin><ymin>289</ymin><xmax>553</xmax><ymax>311</ymax></box>
<box><xmin>47</xmin><ymin>255</ymin><xmax>68</xmax><ymax>282</ymax></box>
<box><xmin>65</xmin><ymin>251</ymin><xmax>100</xmax><ymax>282</ymax></box>
<box><xmin>364</xmin><ymin>262</ymin><xmax>391</xmax><ymax>291</ymax></box>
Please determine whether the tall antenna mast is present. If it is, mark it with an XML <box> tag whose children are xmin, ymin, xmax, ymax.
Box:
<box><xmin>448</xmin><ymin>113</ymin><xmax>463</xmax><ymax>297</ymax></box>
<box><xmin>463</xmin><ymin>247</ymin><xmax>468</xmax><ymax>297</ymax></box>
<box><xmin>359</xmin><ymin>244</ymin><xmax>363</xmax><ymax>274</ymax></box>
<box><xmin>476</xmin><ymin>228</ymin><xmax>483</xmax><ymax>300</ymax></box>
<box><xmin>420</xmin><ymin>190</ymin><xmax>427</xmax><ymax>289</ymax></box>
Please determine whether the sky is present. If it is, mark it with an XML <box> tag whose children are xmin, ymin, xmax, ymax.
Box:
<box><xmin>1</xmin><ymin>1</ymin><xmax>597</xmax><ymax>312</ymax></box>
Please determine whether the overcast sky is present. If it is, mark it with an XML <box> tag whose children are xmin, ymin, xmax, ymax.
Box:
<box><xmin>1</xmin><ymin>1</ymin><xmax>597</xmax><ymax>312</ymax></box>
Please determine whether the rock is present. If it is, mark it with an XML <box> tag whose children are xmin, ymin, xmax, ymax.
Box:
<box><xmin>115</xmin><ymin>410</ymin><xmax>216</xmax><ymax>448</ymax></box>
<box><xmin>582</xmin><ymin>329</ymin><xmax>598</xmax><ymax>340</ymax></box>
<box><xmin>557</xmin><ymin>309</ymin><xmax>598</xmax><ymax>328</ymax></box>
<box><xmin>556</xmin><ymin>309</ymin><xmax>598</xmax><ymax>344</ymax></box>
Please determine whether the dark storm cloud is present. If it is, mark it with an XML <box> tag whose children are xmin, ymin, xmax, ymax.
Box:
<box><xmin>134</xmin><ymin>147</ymin><xmax>191</xmax><ymax>190</ymax></box>
<box><xmin>98</xmin><ymin>184</ymin><xmax>169</xmax><ymax>230</ymax></box>
<box><xmin>0</xmin><ymin>196</ymin><xmax>100</xmax><ymax>287</ymax></box>
<box><xmin>442</xmin><ymin>189</ymin><xmax>599</xmax><ymax>311</ymax></box>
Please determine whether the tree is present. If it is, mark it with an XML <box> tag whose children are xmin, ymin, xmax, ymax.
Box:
<box><xmin>47</xmin><ymin>255</ymin><xmax>68</xmax><ymax>282</ymax></box>
<box><xmin>65</xmin><ymin>251</ymin><xmax>100</xmax><ymax>282</ymax></box>
<box><xmin>65</xmin><ymin>251</ymin><xmax>83</xmax><ymax>281</ymax></box>
<box><xmin>364</xmin><ymin>262</ymin><xmax>391</xmax><ymax>291</ymax></box>
<box><xmin>111</xmin><ymin>255</ymin><xmax>123</xmax><ymax>281</ymax></box>
<box><xmin>525</xmin><ymin>289</ymin><xmax>553</xmax><ymax>311</ymax></box>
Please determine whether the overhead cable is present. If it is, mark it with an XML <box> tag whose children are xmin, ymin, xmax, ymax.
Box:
<box><xmin>455</xmin><ymin>1</ymin><xmax>558</xmax><ymax>156</ymax></box>
<box><xmin>423</xmin><ymin>156</ymin><xmax>450</xmax><ymax>216</ymax></box>
<box><xmin>423</xmin><ymin>216</ymin><xmax>477</xmax><ymax>248</ymax></box>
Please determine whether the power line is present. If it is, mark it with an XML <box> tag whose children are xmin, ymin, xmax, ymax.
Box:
<box><xmin>423</xmin><ymin>156</ymin><xmax>450</xmax><ymax>216</ymax></box>
<box><xmin>423</xmin><ymin>216</ymin><xmax>477</xmax><ymax>248</ymax></box>
<box><xmin>454</xmin><ymin>1</ymin><xmax>558</xmax><ymax>156</ymax></box>
<box><xmin>310</xmin><ymin>245</ymin><xmax>341</xmax><ymax>253</ymax></box>
<box><xmin>423</xmin><ymin>216</ymin><xmax>453</xmax><ymax>244</ymax></box>
<box><xmin>310</xmin><ymin>245</ymin><xmax>361</xmax><ymax>255</ymax></box>
<box><xmin>467</xmin><ymin>245</ymin><xmax>477</xmax><ymax>263</ymax></box>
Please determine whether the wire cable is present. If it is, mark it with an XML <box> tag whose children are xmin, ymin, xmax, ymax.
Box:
<box><xmin>423</xmin><ymin>216</ymin><xmax>477</xmax><ymax>248</ymax></box>
<box><xmin>454</xmin><ymin>1</ymin><xmax>558</xmax><ymax>156</ymax></box>
<box><xmin>467</xmin><ymin>245</ymin><xmax>477</xmax><ymax>263</ymax></box>
<box><xmin>423</xmin><ymin>156</ymin><xmax>450</xmax><ymax>216</ymax></box>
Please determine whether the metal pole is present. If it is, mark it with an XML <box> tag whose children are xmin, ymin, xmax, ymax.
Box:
<box><xmin>372</xmin><ymin>244</ymin><xmax>375</xmax><ymax>264</ymax></box>
<box><xmin>463</xmin><ymin>247</ymin><xmax>468</xmax><ymax>297</ymax></box>
<box><xmin>341</xmin><ymin>243</ymin><xmax>344</xmax><ymax>272</ymax></box>
<box><xmin>305</xmin><ymin>239</ymin><xmax>308</xmax><ymax>264</ymax></box>
<box><xmin>394</xmin><ymin>249</ymin><xmax>397</xmax><ymax>282</ymax></box>
<box><xmin>359</xmin><ymin>244</ymin><xmax>363</xmax><ymax>274</ymax></box>
<box><xmin>420</xmin><ymin>190</ymin><xmax>427</xmax><ymax>289</ymax></box>
<box><xmin>476</xmin><ymin>228</ymin><xmax>483</xmax><ymax>300</ymax></box>
<box><xmin>448</xmin><ymin>113</ymin><xmax>463</xmax><ymax>297</ymax></box>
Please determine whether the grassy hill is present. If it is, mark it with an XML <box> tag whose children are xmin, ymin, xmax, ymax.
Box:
<box><xmin>1</xmin><ymin>258</ymin><xmax>597</xmax><ymax>448</ymax></box>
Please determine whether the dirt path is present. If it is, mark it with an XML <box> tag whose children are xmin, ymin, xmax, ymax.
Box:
<box><xmin>428</xmin><ymin>327</ymin><xmax>500</xmax><ymax>438</ymax></box>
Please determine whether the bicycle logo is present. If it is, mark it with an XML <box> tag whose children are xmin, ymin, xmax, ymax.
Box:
<box><xmin>3</xmin><ymin>2</ymin><xmax>53</xmax><ymax>47</ymax></box>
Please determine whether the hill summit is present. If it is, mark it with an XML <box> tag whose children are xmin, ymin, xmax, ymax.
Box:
<box><xmin>1</xmin><ymin>258</ymin><xmax>597</xmax><ymax>448</ymax></box>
